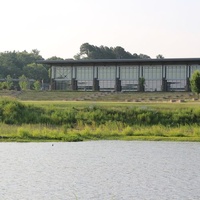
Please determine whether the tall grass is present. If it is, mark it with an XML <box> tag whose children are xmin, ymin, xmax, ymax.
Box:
<box><xmin>1</xmin><ymin>98</ymin><xmax>200</xmax><ymax>126</ymax></box>
<box><xmin>1</xmin><ymin>123</ymin><xmax>200</xmax><ymax>142</ymax></box>
<box><xmin>1</xmin><ymin>98</ymin><xmax>200</xmax><ymax>141</ymax></box>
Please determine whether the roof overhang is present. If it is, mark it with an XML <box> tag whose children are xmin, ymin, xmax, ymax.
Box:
<box><xmin>37</xmin><ymin>58</ymin><xmax>200</xmax><ymax>66</ymax></box>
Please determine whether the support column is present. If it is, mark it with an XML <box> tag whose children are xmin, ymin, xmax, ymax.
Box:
<box><xmin>71</xmin><ymin>78</ymin><xmax>77</xmax><ymax>90</ymax></box>
<box><xmin>185</xmin><ymin>65</ymin><xmax>191</xmax><ymax>92</ymax></box>
<box><xmin>115</xmin><ymin>78</ymin><xmax>121</xmax><ymax>92</ymax></box>
<box><xmin>185</xmin><ymin>77</ymin><xmax>191</xmax><ymax>92</ymax></box>
<box><xmin>50</xmin><ymin>66</ymin><xmax>56</xmax><ymax>90</ymax></box>
<box><xmin>93</xmin><ymin>78</ymin><xmax>99</xmax><ymax>91</ymax></box>
<box><xmin>51</xmin><ymin>79</ymin><xmax>56</xmax><ymax>90</ymax></box>
<box><xmin>138</xmin><ymin>77</ymin><xmax>145</xmax><ymax>92</ymax></box>
<box><xmin>161</xmin><ymin>77</ymin><xmax>167</xmax><ymax>92</ymax></box>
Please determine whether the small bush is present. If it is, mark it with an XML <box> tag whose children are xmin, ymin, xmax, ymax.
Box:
<box><xmin>122</xmin><ymin>126</ymin><xmax>133</xmax><ymax>136</ymax></box>
<box><xmin>17</xmin><ymin>128</ymin><xmax>32</xmax><ymax>138</ymax></box>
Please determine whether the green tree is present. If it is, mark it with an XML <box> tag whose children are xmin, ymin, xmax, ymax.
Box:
<box><xmin>23</xmin><ymin>63</ymin><xmax>49</xmax><ymax>82</ymax></box>
<box><xmin>138</xmin><ymin>54</ymin><xmax>151</xmax><ymax>59</ymax></box>
<box><xmin>19</xmin><ymin>75</ymin><xmax>28</xmax><ymax>91</ymax></box>
<box><xmin>5</xmin><ymin>75</ymin><xmax>13</xmax><ymax>90</ymax></box>
<box><xmin>16</xmin><ymin>50</ymin><xmax>43</xmax><ymax>68</ymax></box>
<box><xmin>0</xmin><ymin>50</ymin><xmax>44</xmax><ymax>79</ymax></box>
<box><xmin>0</xmin><ymin>66</ymin><xmax>8</xmax><ymax>78</ymax></box>
<box><xmin>74</xmin><ymin>43</ymin><xmax>151</xmax><ymax>60</ymax></box>
<box><xmin>47</xmin><ymin>56</ymin><xmax>64</xmax><ymax>61</ymax></box>
<box><xmin>33</xmin><ymin>80</ymin><xmax>41</xmax><ymax>91</ymax></box>
<box><xmin>113</xmin><ymin>46</ymin><xmax>133</xmax><ymax>59</ymax></box>
<box><xmin>0</xmin><ymin>51</ymin><xmax>20</xmax><ymax>68</ymax></box>
<box><xmin>156</xmin><ymin>54</ymin><xmax>164</xmax><ymax>59</ymax></box>
<box><xmin>190</xmin><ymin>70</ymin><xmax>200</xmax><ymax>99</ymax></box>
<box><xmin>0</xmin><ymin>82</ymin><xmax>6</xmax><ymax>90</ymax></box>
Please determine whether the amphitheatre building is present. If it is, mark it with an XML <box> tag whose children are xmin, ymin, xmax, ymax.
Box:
<box><xmin>38</xmin><ymin>58</ymin><xmax>200</xmax><ymax>92</ymax></box>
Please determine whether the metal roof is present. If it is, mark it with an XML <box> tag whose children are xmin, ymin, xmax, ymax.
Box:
<box><xmin>37</xmin><ymin>58</ymin><xmax>200</xmax><ymax>66</ymax></box>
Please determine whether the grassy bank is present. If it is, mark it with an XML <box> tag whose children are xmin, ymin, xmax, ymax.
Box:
<box><xmin>1</xmin><ymin>123</ymin><xmax>200</xmax><ymax>142</ymax></box>
<box><xmin>1</xmin><ymin>96</ymin><xmax>200</xmax><ymax>142</ymax></box>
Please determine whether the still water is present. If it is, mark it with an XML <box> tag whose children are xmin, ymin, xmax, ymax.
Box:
<box><xmin>0</xmin><ymin>141</ymin><xmax>200</xmax><ymax>200</ymax></box>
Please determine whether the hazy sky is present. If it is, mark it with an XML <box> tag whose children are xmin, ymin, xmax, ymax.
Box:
<box><xmin>1</xmin><ymin>0</ymin><xmax>200</xmax><ymax>59</ymax></box>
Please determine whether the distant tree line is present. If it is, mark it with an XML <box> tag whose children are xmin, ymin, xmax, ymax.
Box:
<box><xmin>0</xmin><ymin>43</ymin><xmax>164</xmax><ymax>90</ymax></box>
<box><xmin>0</xmin><ymin>49</ymin><xmax>62</xmax><ymax>90</ymax></box>
<box><xmin>0</xmin><ymin>49</ymin><xmax>49</xmax><ymax>89</ymax></box>
<box><xmin>74</xmin><ymin>43</ymin><xmax>151</xmax><ymax>59</ymax></box>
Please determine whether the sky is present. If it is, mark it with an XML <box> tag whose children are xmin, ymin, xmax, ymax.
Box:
<box><xmin>1</xmin><ymin>0</ymin><xmax>200</xmax><ymax>59</ymax></box>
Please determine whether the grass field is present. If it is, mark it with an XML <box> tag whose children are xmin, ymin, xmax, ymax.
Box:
<box><xmin>0</xmin><ymin>90</ymin><xmax>199</xmax><ymax>102</ymax></box>
<box><xmin>1</xmin><ymin>90</ymin><xmax>200</xmax><ymax>142</ymax></box>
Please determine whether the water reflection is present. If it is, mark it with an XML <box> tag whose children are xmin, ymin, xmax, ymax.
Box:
<box><xmin>0</xmin><ymin>141</ymin><xmax>200</xmax><ymax>200</ymax></box>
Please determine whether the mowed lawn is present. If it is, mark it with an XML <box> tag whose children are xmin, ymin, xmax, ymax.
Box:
<box><xmin>0</xmin><ymin>90</ymin><xmax>199</xmax><ymax>102</ymax></box>
<box><xmin>1</xmin><ymin>89</ymin><xmax>200</xmax><ymax>111</ymax></box>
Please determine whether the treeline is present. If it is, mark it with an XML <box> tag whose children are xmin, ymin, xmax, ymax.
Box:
<box><xmin>0</xmin><ymin>49</ymin><xmax>50</xmax><ymax>90</ymax></box>
<box><xmin>0</xmin><ymin>49</ymin><xmax>65</xmax><ymax>90</ymax></box>
<box><xmin>0</xmin><ymin>44</ymin><xmax>153</xmax><ymax>90</ymax></box>
<box><xmin>0</xmin><ymin>49</ymin><xmax>48</xmax><ymax>80</ymax></box>
<box><xmin>74</xmin><ymin>43</ymin><xmax>151</xmax><ymax>59</ymax></box>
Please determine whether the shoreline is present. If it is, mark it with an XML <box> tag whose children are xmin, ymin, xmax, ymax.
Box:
<box><xmin>1</xmin><ymin>124</ymin><xmax>200</xmax><ymax>142</ymax></box>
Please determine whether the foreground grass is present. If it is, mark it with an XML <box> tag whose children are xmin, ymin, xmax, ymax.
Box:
<box><xmin>1</xmin><ymin>123</ymin><xmax>200</xmax><ymax>142</ymax></box>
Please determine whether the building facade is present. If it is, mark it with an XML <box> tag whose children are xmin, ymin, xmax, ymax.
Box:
<box><xmin>38</xmin><ymin>58</ymin><xmax>200</xmax><ymax>92</ymax></box>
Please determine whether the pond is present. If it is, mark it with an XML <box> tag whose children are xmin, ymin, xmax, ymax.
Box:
<box><xmin>0</xmin><ymin>141</ymin><xmax>200</xmax><ymax>200</ymax></box>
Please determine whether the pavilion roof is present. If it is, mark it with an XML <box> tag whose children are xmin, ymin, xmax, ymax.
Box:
<box><xmin>37</xmin><ymin>58</ymin><xmax>200</xmax><ymax>66</ymax></box>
